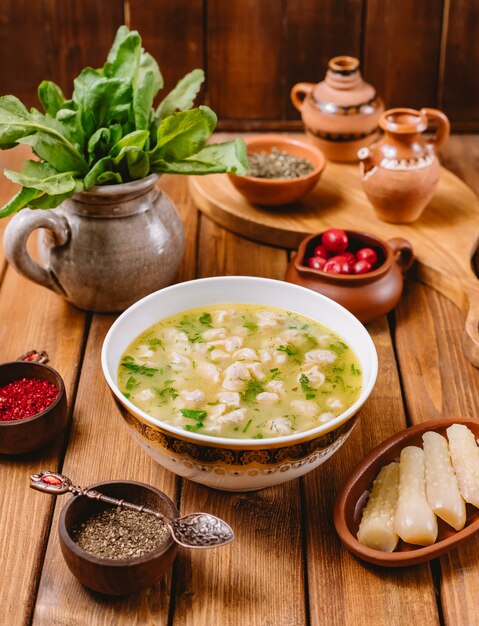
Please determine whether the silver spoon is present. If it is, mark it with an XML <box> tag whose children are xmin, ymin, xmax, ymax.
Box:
<box><xmin>30</xmin><ymin>470</ymin><xmax>235</xmax><ymax>549</ymax></box>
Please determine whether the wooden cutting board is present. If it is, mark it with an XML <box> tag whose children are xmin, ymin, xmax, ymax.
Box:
<box><xmin>189</xmin><ymin>164</ymin><xmax>479</xmax><ymax>367</ymax></box>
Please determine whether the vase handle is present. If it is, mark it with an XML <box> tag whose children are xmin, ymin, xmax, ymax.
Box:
<box><xmin>420</xmin><ymin>108</ymin><xmax>450</xmax><ymax>154</ymax></box>
<box><xmin>290</xmin><ymin>83</ymin><xmax>315</xmax><ymax>112</ymax></box>
<box><xmin>388</xmin><ymin>237</ymin><xmax>414</xmax><ymax>273</ymax></box>
<box><xmin>3</xmin><ymin>208</ymin><xmax>70</xmax><ymax>294</ymax></box>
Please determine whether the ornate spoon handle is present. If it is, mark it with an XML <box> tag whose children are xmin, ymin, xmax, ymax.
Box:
<box><xmin>30</xmin><ymin>470</ymin><xmax>169</xmax><ymax>522</ymax></box>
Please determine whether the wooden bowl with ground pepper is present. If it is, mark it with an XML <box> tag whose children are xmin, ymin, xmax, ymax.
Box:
<box><xmin>0</xmin><ymin>361</ymin><xmax>67</xmax><ymax>454</ymax></box>
<box><xmin>58</xmin><ymin>480</ymin><xmax>178</xmax><ymax>595</ymax></box>
<box><xmin>228</xmin><ymin>134</ymin><xmax>326</xmax><ymax>206</ymax></box>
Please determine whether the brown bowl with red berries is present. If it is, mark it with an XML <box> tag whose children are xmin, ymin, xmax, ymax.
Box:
<box><xmin>284</xmin><ymin>229</ymin><xmax>414</xmax><ymax>324</ymax></box>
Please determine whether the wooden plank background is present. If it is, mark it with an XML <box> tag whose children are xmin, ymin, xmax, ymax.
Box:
<box><xmin>0</xmin><ymin>0</ymin><xmax>477</xmax><ymax>130</ymax></box>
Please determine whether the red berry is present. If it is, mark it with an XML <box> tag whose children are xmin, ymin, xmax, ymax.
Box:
<box><xmin>321</xmin><ymin>229</ymin><xmax>349</xmax><ymax>255</ymax></box>
<box><xmin>356</xmin><ymin>247</ymin><xmax>378</xmax><ymax>267</ymax></box>
<box><xmin>313</xmin><ymin>244</ymin><xmax>329</xmax><ymax>259</ymax></box>
<box><xmin>353</xmin><ymin>259</ymin><xmax>373</xmax><ymax>275</ymax></box>
<box><xmin>342</xmin><ymin>251</ymin><xmax>356</xmax><ymax>267</ymax></box>
<box><xmin>324</xmin><ymin>256</ymin><xmax>351</xmax><ymax>275</ymax></box>
<box><xmin>307</xmin><ymin>256</ymin><xmax>326</xmax><ymax>270</ymax></box>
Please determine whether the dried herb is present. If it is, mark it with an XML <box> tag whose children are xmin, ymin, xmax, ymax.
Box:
<box><xmin>248</xmin><ymin>148</ymin><xmax>314</xmax><ymax>179</ymax></box>
<box><xmin>71</xmin><ymin>506</ymin><xmax>170</xmax><ymax>560</ymax></box>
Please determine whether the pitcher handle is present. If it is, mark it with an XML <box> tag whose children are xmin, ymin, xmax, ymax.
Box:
<box><xmin>388</xmin><ymin>237</ymin><xmax>414</xmax><ymax>273</ymax></box>
<box><xmin>420</xmin><ymin>108</ymin><xmax>450</xmax><ymax>154</ymax></box>
<box><xmin>3</xmin><ymin>208</ymin><xmax>70</xmax><ymax>294</ymax></box>
<box><xmin>290</xmin><ymin>83</ymin><xmax>315</xmax><ymax>112</ymax></box>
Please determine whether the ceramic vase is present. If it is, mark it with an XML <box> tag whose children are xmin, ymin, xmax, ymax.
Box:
<box><xmin>358</xmin><ymin>107</ymin><xmax>450</xmax><ymax>223</ymax></box>
<box><xmin>3</xmin><ymin>174</ymin><xmax>185</xmax><ymax>312</ymax></box>
<box><xmin>291</xmin><ymin>55</ymin><xmax>384</xmax><ymax>162</ymax></box>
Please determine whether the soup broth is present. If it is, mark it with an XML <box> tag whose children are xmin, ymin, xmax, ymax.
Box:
<box><xmin>118</xmin><ymin>304</ymin><xmax>362</xmax><ymax>439</ymax></box>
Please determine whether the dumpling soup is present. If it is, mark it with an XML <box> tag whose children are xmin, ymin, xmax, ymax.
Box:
<box><xmin>118</xmin><ymin>304</ymin><xmax>362</xmax><ymax>439</ymax></box>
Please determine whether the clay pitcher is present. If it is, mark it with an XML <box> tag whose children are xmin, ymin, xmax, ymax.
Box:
<box><xmin>359</xmin><ymin>107</ymin><xmax>450</xmax><ymax>223</ymax></box>
<box><xmin>291</xmin><ymin>56</ymin><xmax>384</xmax><ymax>162</ymax></box>
<box><xmin>3</xmin><ymin>174</ymin><xmax>185</xmax><ymax>313</ymax></box>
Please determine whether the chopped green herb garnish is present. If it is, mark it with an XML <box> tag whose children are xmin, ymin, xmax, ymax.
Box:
<box><xmin>301</xmin><ymin>323</ymin><xmax>309</xmax><ymax>330</ymax></box>
<box><xmin>199</xmin><ymin>312</ymin><xmax>213</xmax><ymax>327</ymax></box>
<box><xmin>185</xmin><ymin>423</ymin><xmax>204</xmax><ymax>432</ymax></box>
<box><xmin>156</xmin><ymin>386</ymin><xmax>178</xmax><ymax>402</ymax></box>
<box><xmin>241</xmin><ymin>380</ymin><xmax>264</xmax><ymax>404</ymax></box>
<box><xmin>243</xmin><ymin>322</ymin><xmax>258</xmax><ymax>330</ymax></box>
<box><xmin>207</xmin><ymin>346</ymin><xmax>215</xmax><ymax>352</ymax></box>
<box><xmin>180</xmin><ymin>409</ymin><xmax>207</xmax><ymax>421</ymax></box>
<box><xmin>122</xmin><ymin>362</ymin><xmax>158</xmax><ymax>376</ymax></box>
<box><xmin>269</xmin><ymin>367</ymin><xmax>281</xmax><ymax>380</ymax></box>
<box><xmin>207</xmin><ymin>401</ymin><xmax>219</xmax><ymax>406</ymax></box>
<box><xmin>351</xmin><ymin>363</ymin><xmax>361</xmax><ymax>376</ymax></box>
<box><xmin>243</xmin><ymin>419</ymin><xmax>252</xmax><ymax>433</ymax></box>
<box><xmin>126</xmin><ymin>376</ymin><xmax>139</xmax><ymax>390</ymax></box>
<box><xmin>277</xmin><ymin>344</ymin><xmax>297</xmax><ymax>357</ymax></box>
<box><xmin>253</xmin><ymin>434</ymin><xmax>264</xmax><ymax>439</ymax></box>
<box><xmin>123</xmin><ymin>355</ymin><xmax>134</xmax><ymax>363</ymax></box>
<box><xmin>123</xmin><ymin>392</ymin><xmax>130</xmax><ymax>399</ymax></box>
<box><xmin>329</xmin><ymin>341</ymin><xmax>348</xmax><ymax>354</ymax></box>
<box><xmin>147</xmin><ymin>338</ymin><xmax>163</xmax><ymax>350</ymax></box>
<box><xmin>299</xmin><ymin>373</ymin><xmax>316</xmax><ymax>400</ymax></box>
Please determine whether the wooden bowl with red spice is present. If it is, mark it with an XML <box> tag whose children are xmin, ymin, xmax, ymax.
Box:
<box><xmin>0</xmin><ymin>361</ymin><xmax>67</xmax><ymax>454</ymax></box>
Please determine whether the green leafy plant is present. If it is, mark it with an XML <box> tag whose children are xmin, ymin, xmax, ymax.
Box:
<box><xmin>0</xmin><ymin>25</ymin><xmax>248</xmax><ymax>217</ymax></box>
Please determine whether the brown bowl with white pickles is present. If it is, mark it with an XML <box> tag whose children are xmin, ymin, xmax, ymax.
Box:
<box><xmin>102</xmin><ymin>276</ymin><xmax>377</xmax><ymax>491</ymax></box>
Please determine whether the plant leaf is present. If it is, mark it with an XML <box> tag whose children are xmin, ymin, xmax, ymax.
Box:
<box><xmin>110</xmin><ymin>130</ymin><xmax>149</xmax><ymax>157</ymax></box>
<box><xmin>151</xmin><ymin>139</ymin><xmax>248</xmax><ymax>175</ymax></box>
<box><xmin>96</xmin><ymin>171</ymin><xmax>123</xmax><ymax>185</ymax></box>
<box><xmin>155</xmin><ymin>69</ymin><xmax>204</xmax><ymax>122</ymax></box>
<box><xmin>125</xmin><ymin>148</ymin><xmax>149</xmax><ymax>179</ymax></box>
<box><xmin>87</xmin><ymin>127</ymin><xmax>111</xmax><ymax>163</ymax></box>
<box><xmin>38</xmin><ymin>81</ymin><xmax>65</xmax><ymax>117</ymax></box>
<box><xmin>149</xmin><ymin>106</ymin><xmax>216</xmax><ymax>163</ymax></box>
<box><xmin>83</xmin><ymin>156</ymin><xmax>115</xmax><ymax>189</ymax></box>
<box><xmin>0</xmin><ymin>187</ymin><xmax>42</xmax><ymax>217</ymax></box>
<box><xmin>104</xmin><ymin>26</ymin><xmax>141</xmax><ymax>80</ymax></box>
<box><xmin>133</xmin><ymin>51</ymin><xmax>163</xmax><ymax>130</ymax></box>
<box><xmin>4</xmin><ymin>160</ymin><xmax>78</xmax><ymax>195</ymax></box>
<box><xmin>0</xmin><ymin>95</ymin><xmax>36</xmax><ymax>147</ymax></box>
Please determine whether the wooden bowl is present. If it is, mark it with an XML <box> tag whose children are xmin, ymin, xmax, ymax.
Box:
<box><xmin>58</xmin><ymin>480</ymin><xmax>178</xmax><ymax>595</ymax></box>
<box><xmin>334</xmin><ymin>417</ymin><xmax>479</xmax><ymax>567</ymax></box>
<box><xmin>228</xmin><ymin>134</ymin><xmax>326</xmax><ymax>205</ymax></box>
<box><xmin>0</xmin><ymin>361</ymin><xmax>67</xmax><ymax>455</ymax></box>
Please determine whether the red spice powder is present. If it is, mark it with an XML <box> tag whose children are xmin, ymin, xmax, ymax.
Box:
<box><xmin>0</xmin><ymin>377</ymin><xmax>59</xmax><ymax>422</ymax></box>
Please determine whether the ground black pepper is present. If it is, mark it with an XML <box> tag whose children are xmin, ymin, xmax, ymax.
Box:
<box><xmin>248</xmin><ymin>148</ymin><xmax>314</xmax><ymax>179</ymax></box>
<box><xmin>71</xmin><ymin>506</ymin><xmax>170</xmax><ymax>559</ymax></box>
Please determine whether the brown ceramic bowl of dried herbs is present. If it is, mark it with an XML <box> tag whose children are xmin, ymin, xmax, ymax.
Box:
<box><xmin>58</xmin><ymin>480</ymin><xmax>178</xmax><ymax>595</ymax></box>
<box><xmin>228</xmin><ymin>134</ymin><xmax>326</xmax><ymax>206</ymax></box>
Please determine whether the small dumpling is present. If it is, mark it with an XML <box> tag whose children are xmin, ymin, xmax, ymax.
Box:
<box><xmin>256</xmin><ymin>392</ymin><xmax>280</xmax><ymax>405</ymax></box>
<box><xmin>179</xmin><ymin>389</ymin><xmax>205</xmax><ymax>406</ymax></box>
<box><xmin>326</xmin><ymin>397</ymin><xmax>343</xmax><ymax>411</ymax></box>
<box><xmin>259</xmin><ymin>349</ymin><xmax>273</xmax><ymax>364</ymax></box>
<box><xmin>318</xmin><ymin>412</ymin><xmax>335</xmax><ymax>423</ymax></box>
<box><xmin>265</xmin><ymin>380</ymin><xmax>284</xmax><ymax>394</ymax></box>
<box><xmin>135</xmin><ymin>388</ymin><xmax>155</xmax><ymax>402</ymax></box>
<box><xmin>136</xmin><ymin>344</ymin><xmax>155</xmax><ymax>359</ymax></box>
<box><xmin>233</xmin><ymin>348</ymin><xmax>257</xmax><ymax>361</ymax></box>
<box><xmin>266</xmin><ymin>417</ymin><xmax>292</xmax><ymax>435</ymax></box>
<box><xmin>246</xmin><ymin>362</ymin><xmax>266</xmax><ymax>381</ymax></box>
<box><xmin>202</xmin><ymin>327</ymin><xmax>226</xmax><ymax>341</ymax></box>
<box><xmin>219</xmin><ymin>408</ymin><xmax>247</xmax><ymax>425</ymax></box>
<box><xmin>209</xmin><ymin>349</ymin><xmax>230</xmax><ymax>361</ymax></box>
<box><xmin>198</xmin><ymin>362</ymin><xmax>221</xmax><ymax>383</ymax></box>
<box><xmin>171</xmin><ymin>352</ymin><xmax>191</xmax><ymax>370</ymax></box>
<box><xmin>304</xmin><ymin>349</ymin><xmax>337</xmax><ymax>365</ymax></box>
<box><xmin>290</xmin><ymin>399</ymin><xmax>317</xmax><ymax>418</ymax></box>
<box><xmin>217</xmin><ymin>391</ymin><xmax>241</xmax><ymax>407</ymax></box>
<box><xmin>299</xmin><ymin>365</ymin><xmax>325</xmax><ymax>389</ymax></box>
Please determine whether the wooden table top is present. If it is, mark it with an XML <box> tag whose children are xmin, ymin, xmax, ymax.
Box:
<box><xmin>1</xmin><ymin>136</ymin><xmax>478</xmax><ymax>626</ymax></box>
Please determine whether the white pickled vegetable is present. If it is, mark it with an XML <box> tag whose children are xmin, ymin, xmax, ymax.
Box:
<box><xmin>357</xmin><ymin>462</ymin><xmax>399</xmax><ymax>552</ymax></box>
<box><xmin>395</xmin><ymin>446</ymin><xmax>438</xmax><ymax>546</ymax></box>
<box><xmin>422</xmin><ymin>431</ymin><xmax>466</xmax><ymax>530</ymax></box>
<box><xmin>447</xmin><ymin>424</ymin><xmax>479</xmax><ymax>508</ymax></box>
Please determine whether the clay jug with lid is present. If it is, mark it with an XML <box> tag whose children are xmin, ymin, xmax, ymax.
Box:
<box><xmin>291</xmin><ymin>56</ymin><xmax>384</xmax><ymax>162</ymax></box>
<box><xmin>359</xmin><ymin>107</ymin><xmax>450</xmax><ymax>223</ymax></box>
